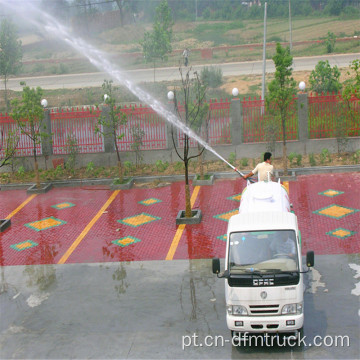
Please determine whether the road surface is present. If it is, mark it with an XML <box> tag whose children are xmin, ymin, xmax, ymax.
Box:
<box><xmin>4</xmin><ymin>53</ymin><xmax>359</xmax><ymax>91</ymax></box>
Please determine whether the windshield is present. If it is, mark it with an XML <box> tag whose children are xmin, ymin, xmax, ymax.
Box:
<box><xmin>228</xmin><ymin>230</ymin><xmax>299</xmax><ymax>274</ymax></box>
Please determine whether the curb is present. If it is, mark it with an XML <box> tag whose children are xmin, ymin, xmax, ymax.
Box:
<box><xmin>0</xmin><ymin>165</ymin><xmax>359</xmax><ymax>191</ymax></box>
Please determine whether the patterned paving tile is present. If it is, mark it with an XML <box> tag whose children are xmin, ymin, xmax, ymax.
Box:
<box><xmin>138</xmin><ymin>198</ymin><xmax>162</xmax><ymax>206</ymax></box>
<box><xmin>112</xmin><ymin>236</ymin><xmax>141</xmax><ymax>248</ymax></box>
<box><xmin>51</xmin><ymin>202</ymin><xmax>76</xmax><ymax>210</ymax></box>
<box><xmin>227</xmin><ymin>194</ymin><xmax>242</xmax><ymax>202</ymax></box>
<box><xmin>213</xmin><ymin>209</ymin><xmax>239</xmax><ymax>222</ymax></box>
<box><xmin>318</xmin><ymin>189</ymin><xmax>344</xmax><ymax>197</ymax></box>
<box><xmin>25</xmin><ymin>217</ymin><xmax>67</xmax><ymax>231</ymax></box>
<box><xmin>313</xmin><ymin>204</ymin><xmax>359</xmax><ymax>220</ymax></box>
<box><xmin>10</xmin><ymin>240</ymin><xmax>38</xmax><ymax>252</ymax></box>
<box><xmin>326</xmin><ymin>228</ymin><xmax>356</xmax><ymax>239</ymax></box>
<box><xmin>217</xmin><ymin>234</ymin><xmax>227</xmax><ymax>241</ymax></box>
<box><xmin>117</xmin><ymin>213</ymin><xmax>161</xmax><ymax>227</ymax></box>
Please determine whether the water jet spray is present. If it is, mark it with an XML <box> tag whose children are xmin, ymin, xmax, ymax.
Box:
<box><xmin>1</xmin><ymin>1</ymin><xmax>252</xmax><ymax>181</ymax></box>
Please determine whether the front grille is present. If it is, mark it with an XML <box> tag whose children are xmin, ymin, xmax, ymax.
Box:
<box><xmin>249</xmin><ymin>304</ymin><xmax>279</xmax><ymax>315</ymax></box>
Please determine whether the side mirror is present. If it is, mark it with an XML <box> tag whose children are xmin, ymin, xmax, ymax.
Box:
<box><xmin>306</xmin><ymin>251</ymin><xmax>314</xmax><ymax>268</ymax></box>
<box><xmin>212</xmin><ymin>258</ymin><xmax>220</xmax><ymax>274</ymax></box>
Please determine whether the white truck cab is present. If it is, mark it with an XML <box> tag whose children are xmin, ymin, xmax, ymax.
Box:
<box><xmin>213</xmin><ymin>180</ymin><xmax>314</xmax><ymax>341</ymax></box>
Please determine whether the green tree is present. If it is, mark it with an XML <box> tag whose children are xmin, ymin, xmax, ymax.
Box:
<box><xmin>95</xmin><ymin>80</ymin><xmax>127</xmax><ymax>182</ymax></box>
<box><xmin>140</xmin><ymin>0</ymin><xmax>173</xmax><ymax>82</ymax></box>
<box><xmin>266</xmin><ymin>43</ymin><xmax>297</xmax><ymax>176</ymax></box>
<box><xmin>325</xmin><ymin>31</ymin><xmax>336</xmax><ymax>53</ymax></box>
<box><xmin>170</xmin><ymin>67</ymin><xmax>207</xmax><ymax>218</ymax></box>
<box><xmin>11</xmin><ymin>85</ymin><xmax>46</xmax><ymax>189</ymax></box>
<box><xmin>309</xmin><ymin>60</ymin><xmax>342</xmax><ymax>94</ymax></box>
<box><xmin>0</xmin><ymin>19</ymin><xmax>22</xmax><ymax>112</ymax></box>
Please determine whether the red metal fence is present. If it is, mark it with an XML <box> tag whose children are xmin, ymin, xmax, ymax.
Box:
<box><xmin>177</xmin><ymin>99</ymin><xmax>231</xmax><ymax>148</ymax></box>
<box><xmin>242</xmin><ymin>97</ymin><xmax>298</xmax><ymax>143</ymax></box>
<box><xmin>51</xmin><ymin>107</ymin><xmax>103</xmax><ymax>154</ymax></box>
<box><xmin>308</xmin><ymin>93</ymin><xmax>360</xmax><ymax>139</ymax></box>
<box><xmin>0</xmin><ymin>95</ymin><xmax>359</xmax><ymax>158</ymax></box>
<box><xmin>0</xmin><ymin>114</ymin><xmax>42</xmax><ymax>157</ymax></box>
<box><xmin>116</xmin><ymin>105</ymin><xmax>167</xmax><ymax>151</ymax></box>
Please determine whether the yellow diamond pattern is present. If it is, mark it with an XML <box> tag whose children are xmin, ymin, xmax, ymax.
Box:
<box><xmin>30</xmin><ymin>218</ymin><xmax>62</xmax><ymax>230</ymax></box>
<box><xmin>143</xmin><ymin>199</ymin><xmax>158</xmax><ymax>205</ymax></box>
<box><xmin>56</xmin><ymin>203</ymin><xmax>71</xmax><ymax>209</ymax></box>
<box><xmin>324</xmin><ymin>190</ymin><xmax>340</xmax><ymax>197</ymax></box>
<box><xmin>318</xmin><ymin>205</ymin><xmax>354</xmax><ymax>219</ymax></box>
<box><xmin>332</xmin><ymin>229</ymin><xmax>351</xmax><ymax>238</ymax></box>
<box><xmin>233</xmin><ymin>195</ymin><xmax>241</xmax><ymax>201</ymax></box>
<box><xmin>16</xmin><ymin>241</ymin><xmax>34</xmax><ymax>250</ymax></box>
<box><xmin>118</xmin><ymin>237</ymin><xmax>135</xmax><ymax>246</ymax></box>
<box><xmin>123</xmin><ymin>214</ymin><xmax>157</xmax><ymax>227</ymax></box>
<box><xmin>218</xmin><ymin>209</ymin><xmax>239</xmax><ymax>221</ymax></box>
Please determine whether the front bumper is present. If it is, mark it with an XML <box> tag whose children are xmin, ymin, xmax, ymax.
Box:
<box><xmin>227</xmin><ymin>313</ymin><xmax>304</xmax><ymax>333</ymax></box>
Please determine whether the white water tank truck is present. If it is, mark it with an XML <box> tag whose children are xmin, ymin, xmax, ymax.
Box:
<box><xmin>212</xmin><ymin>179</ymin><xmax>314</xmax><ymax>342</ymax></box>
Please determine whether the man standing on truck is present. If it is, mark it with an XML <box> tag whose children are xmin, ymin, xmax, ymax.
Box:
<box><xmin>243</xmin><ymin>152</ymin><xmax>274</xmax><ymax>182</ymax></box>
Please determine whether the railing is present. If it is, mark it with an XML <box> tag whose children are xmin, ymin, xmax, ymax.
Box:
<box><xmin>308</xmin><ymin>92</ymin><xmax>360</xmax><ymax>139</ymax></box>
<box><xmin>177</xmin><ymin>99</ymin><xmax>231</xmax><ymax>148</ymax></box>
<box><xmin>117</xmin><ymin>105</ymin><xmax>167</xmax><ymax>151</ymax></box>
<box><xmin>242</xmin><ymin>97</ymin><xmax>298</xmax><ymax>143</ymax></box>
<box><xmin>0</xmin><ymin>94</ymin><xmax>359</xmax><ymax>157</ymax></box>
<box><xmin>0</xmin><ymin>114</ymin><xmax>42</xmax><ymax>157</ymax></box>
<box><xmin>51</xmin><ymin>107</ymin><xmax>103</xmax><ymax>154</ymax></box>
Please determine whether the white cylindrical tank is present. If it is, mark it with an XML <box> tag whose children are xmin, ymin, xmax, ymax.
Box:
<box><xmin>239</xmin><ymin>181</ymin><xmax>290</xmax><ymax>214</ymax></box>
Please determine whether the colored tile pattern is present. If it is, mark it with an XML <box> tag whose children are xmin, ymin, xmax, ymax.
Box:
<box><xmin>10</xmin><ymin>240</ymin><xmax>38</xmax><ymax>252</ymax></box>
<box><xmin>326</xmin><ymin>228</ymin><xmax>356</xmax><ymax>239</ymax></box>
<box><xmin>217</xmin><ymin>234</ymin><xmax>227</xmax><ymax>242</ymax></box>
<box><xmin>213</xmin><ymin>209</ymin><xmax>239</xmax><ymax>222</ymax></box>
<box><xmin>138</xmin><ymin>198</ymin><xmax>162</xmax><ymax>206</ymax></box>
<box><xmin>227</xmin><ymin>194</ymin><xmax>242</xmax><ymax>202</ymax></box>
<box><xmin>117</xmin><ymin>213</ymin><xmax>161</xmax><ymax>227</ymax></box>
<box><xmin>318</xmin><ymin>189</ymin><xmax>344</xmax><ymax>197</ymax></box>
<box><xmin>313</xmin><ymin>204</ymin><xmax>359</xmax><ymax>220</ymax></box>
<box><xmin>51</xmin><ymin>202</ymin><xmax>76</xmax><ymax>210</ymax></box>
<box><xmin>0</xmin><ymin>172</ymin><xmax>359</xmax><ymax>266</ymax></box>
<box><xmin>112</xmin><ymin>236</ymin><xmax>141</xmax><ymax>247</ymax></box>
<box><xmin>25</xmin><ymin>217</ymin><xmax>67</xmax><ymax>231</ymax></box>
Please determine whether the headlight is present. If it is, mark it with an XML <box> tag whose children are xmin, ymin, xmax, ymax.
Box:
<box><xmin>227</xmin><ymin>305</ymin><xmax>248</xmax><ymax>316</ymax></box>
<box><xmin>281</xmin><ymin>303</ymin><xmax>303</xmax><ymax>315</ymax></box>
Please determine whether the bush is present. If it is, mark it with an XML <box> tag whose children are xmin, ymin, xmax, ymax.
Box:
<box><xmin>86</xmin><ymin>161</ymin><xmax>95</xmax><ymax>174</ymax></box>
<box><xmin>155</xmin><ymin>160</ymin><xmax>169</xmax><ymax>172</ymax></box>
<box><xmin>288</xmin><ymin>152</ymin><xmax>297</xmax><ymax>164</ymax></box>
<box><xmin>309</xmin><ymin>153</ymin><xmax>316</xmax><ymax>167</ymax></box>
<box><xmin>320</xmin><ymin>148</ymin><xmax>331</xmax><ymax>164</ymax></box>
<box><xmin>241</xmin><ymin>157</ymin><xmax>248</xmax><ymax>167</ymax></box>
<box><xmin>228</xmin><ymin>152</ymin><xmax>236</xmax><ymax>165</ymax></box>
<box><xmin>296</xmin><ymin>154</ymin><xmax>302</xmax><ymax>167</ymax></box>
<box><xmin>174</xmin><ymin>161</ymin><xmax>184</xmax><ymax>171</ymax></box>
<box><xmin>200</xmin><ymin>66</ymin><xmax>223</xmax><ymax>88</ymax></box>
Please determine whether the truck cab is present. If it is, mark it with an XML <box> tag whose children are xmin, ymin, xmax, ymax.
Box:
<box><xmin>213</xmin><ymin>180</ymin><xmax>314</xmax><ymax>341</ymax></box>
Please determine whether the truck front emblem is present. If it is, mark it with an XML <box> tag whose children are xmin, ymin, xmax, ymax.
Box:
<box><xmin>253</xmin><ymin>279</ymin><xmax>274</xmax><ymax>286</ymax></box>
<box><xmin>260</xmin><ymin>291</ymin><xmax>267</xmax><ymax>299</ymax></box>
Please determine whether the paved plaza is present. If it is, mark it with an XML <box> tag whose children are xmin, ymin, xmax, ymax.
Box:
<box><xmin>1</xmin><ymin>173</ymin><xmax>359</xmax><ymax>266</ymax></box>
<box><xmin>0</xmin><ymin>172</ymin><xmax>359</xmax><ymax>359</ymax></box>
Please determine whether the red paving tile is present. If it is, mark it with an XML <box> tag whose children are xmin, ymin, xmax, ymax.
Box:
<box><xmin>0</xmin><ymin>173</ymin><xmax>359</xmax><ymax>266</ymax></box>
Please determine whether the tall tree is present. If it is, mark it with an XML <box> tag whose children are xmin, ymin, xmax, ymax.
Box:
<box><xmin>266</xmin><ymin>43</ymin><xmax>296</xmax><ymax>176</ymax></box>
<box><xmin>95</xmin><ymin>80</ymin><xmax>127</xmax><ymax>182</ymax></box>
<box><xmin>11</xmin><ymin>85</ymin><xmax>46</xmax><ymax>189</ymax></box>
<box><xmin>0</xmin><ymin>19</ymin><xmax>22</xmax><ymax>113</ymax></box>
<box><xmin>309</xmin><ymin>60</ymin><xmax>342</xmax><ymax>94</ymax></box>
<box><xmin>140</xmin><ymin>0</ymin><xmax>173</xmax><ymax>82</ymax></box>
<box><xmin>170</xmin><ymin>67</ymin><xmax>207</xmax><ymax>218</ymax></box>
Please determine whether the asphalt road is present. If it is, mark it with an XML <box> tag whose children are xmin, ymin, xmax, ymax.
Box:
<box><xmin>1</xmin><ymin>255</ymin><xmax>359</xmax><ymax>359</ymax></box>
<box><xmin>5</xmin><ymin>53</ymin><xmax>360</xmax><ymax>91</ymax></box>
